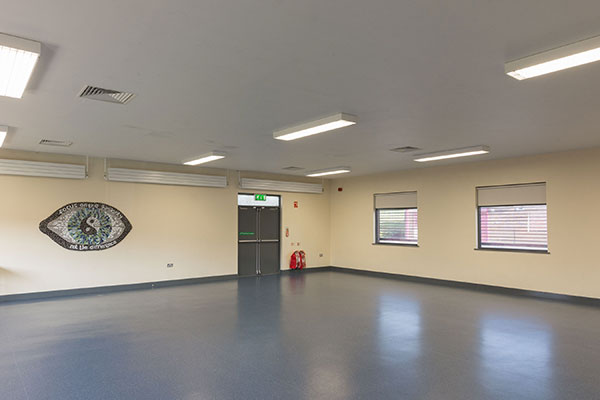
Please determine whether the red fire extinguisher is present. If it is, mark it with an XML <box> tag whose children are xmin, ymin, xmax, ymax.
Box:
<box><xmin>290</xmin><ymin>251</ymin><xmax>299</xmax><ymax>269</ymax></box>
<box><xmin>290</xmin><ymin>251</ymin><xmax>306</xmax><ymax>270</ymax></box>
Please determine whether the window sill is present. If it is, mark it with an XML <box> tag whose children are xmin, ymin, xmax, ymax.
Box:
<box><xmin>373</xmin><ymin>242</ymin><xmax>419</xmax><ymax>247</ymax></box>
<box><xmin>474</xmin><ymin>248</ymin><xmax>549</xmax><ymax>255</ymax></box>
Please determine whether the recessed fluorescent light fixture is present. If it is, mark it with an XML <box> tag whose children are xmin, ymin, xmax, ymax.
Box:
<box><xmin>0</xmin><ymin>126</ymin><xmax>7</xmax><ymax>147</ymax></box>
<box><xmin>306</xmin><ymin>167</ymin><xmax>351</xmax><ymax>177</ymax></box>
<box><xmin>274</xmin><ymin>113</ymin><xmax>357</xmax><ymax>141</ymax></box>
<box><xmin>506</xmin><ymin>35</ymin><xmax>600</xmax><ymax>80</ymax></box>
<box><xmin>0</xmin><ymin>33</ymin><xmax>41</xmax><ymax>98</ymax></box>
<box><xmin>183</xmin><ymin>151</ymin><xmax>226</xmax><ymax>166</ymax></box>
<box><xmin>413</xmin><ymin>145</ymin><xmax>490</xmax><ymax>162</ymax></box>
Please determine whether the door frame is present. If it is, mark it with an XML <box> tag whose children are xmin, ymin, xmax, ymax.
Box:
<box><xmin>237</xmin><ymin>193</ymin><xmax>281</xmax><ymax>276</ymax></box>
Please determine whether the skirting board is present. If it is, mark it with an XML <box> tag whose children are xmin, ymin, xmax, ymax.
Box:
<box><xmin>0</xmin><ymin>267</ymin><xmax>331</xmax><ymax>304</ymax></box>
<box><xmin>328</xmin><ymin>266</ymin><xmax>600</xmax><ymax>307</ymax></box>
<box><xmin>0</xmin><ymin>274</ymin><xmax>237</xmax><ymax>304</ymax></box>
<box><xmin>0</xmin><ymin>266</ymin><xmax>597</xmax><ymax>306</ymax></box>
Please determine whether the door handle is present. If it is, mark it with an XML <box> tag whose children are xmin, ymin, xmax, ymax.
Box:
<box><xmin>256</xmin><ymin>242</ymin><xmax>261</xmax><ymax>275</ymax></box>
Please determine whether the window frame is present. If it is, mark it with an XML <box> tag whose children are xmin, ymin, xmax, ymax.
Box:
<box><xmin>476</xmin><ymin>202</ymin><xmax>549</xmax><ymax>254</ymax></box>
<box><xmin>374</xmin><ymin>207</ymin><xmax>419</xmax><ymax>247</ymax></box>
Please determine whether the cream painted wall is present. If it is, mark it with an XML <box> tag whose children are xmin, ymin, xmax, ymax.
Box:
<box><xmin>2</xmin><ymin>147</ymin><xmax>598</xmax><ymax>298</ymax></box>
<box><xmin>279</xmin><ymin>192</ymin><xmax>331</xmax><ymax>269</ymax></box>
<box><xmin>0</xmin><ymin>153</ymin><xmax>330</xmax><ymax>296</ymax></box>
<box><xmin>330</xmin><ymin>148</ymin><xmax>600</xmax><ymax>299</ymax></box>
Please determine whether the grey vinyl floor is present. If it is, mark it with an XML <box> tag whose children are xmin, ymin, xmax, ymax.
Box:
<box><xmin>0</xmin><ymin>270</ymin><xmax>599</xmax><ymax>400</ymax></box>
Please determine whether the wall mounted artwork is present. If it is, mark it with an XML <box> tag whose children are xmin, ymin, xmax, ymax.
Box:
<box><xmin>39</xmin><ymin>202</ymin><xmax>132</xmax><ymax>251</ymax></box>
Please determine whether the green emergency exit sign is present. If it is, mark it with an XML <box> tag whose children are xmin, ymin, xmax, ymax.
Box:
<box><xmin>255</xmin><ymin>194</ymin><xmax>267</xmax><ymax>201</ymax></box>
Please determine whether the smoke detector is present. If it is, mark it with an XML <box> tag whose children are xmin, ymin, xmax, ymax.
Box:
<box><xmin>390</xmin><ymin>146</ymin><xmax>421</xmax><ymax>153</ymax></box>
<box><xmin>39</xmin><ymin>139</ymin><xmax>73</xmax><ymax>147</ymax></box>
<box><xmin>78</xmin><ymin>85</ymin><xmax>136</xmax><ymax>105</ymax></box>
<box><xmin>282</xmin><ymin>166</ymin><xmax>305</xmax><ymax>171</ymax></box>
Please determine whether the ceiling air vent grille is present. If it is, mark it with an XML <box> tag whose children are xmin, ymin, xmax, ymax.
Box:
<box><xmin>390</xmin><ymin>146</ymin><xmax>421</xmax><ymax>153</ymax></box>
<box><xmin>39</xmin><ymin>139</ymin><xmax>73</xmax><ymax>147</ymax></box>
<box><xmin>78</xmin><ymin>85</ymin><xmax>136</xmax><ymax>104</ymax></box>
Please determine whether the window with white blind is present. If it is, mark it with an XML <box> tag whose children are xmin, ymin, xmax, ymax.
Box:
<box><xmin>374</xmin><ymin>192</ymin><xmax>418</xmax><ymax>245</ymax></box>
<box><xmin>476</xmin><ymin>183</ymin><xmax>548</xmax><ymax>252</ymax></box>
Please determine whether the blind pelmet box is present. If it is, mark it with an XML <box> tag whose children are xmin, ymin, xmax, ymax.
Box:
<box><xmin>477</xmin><ymin>183</ymin><xmax>546</xmax><ymax>206</ymax></box>
<box><xmin>375</xmin><ymin>191</ymin><xmax>417</xmax><ymax>209</ymax></box>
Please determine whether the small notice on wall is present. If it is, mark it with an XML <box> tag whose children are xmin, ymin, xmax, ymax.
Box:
<box><xmin>39</xmin><ymin>202</ymin><xmax>132</xmax><ymax>251</ymax></box>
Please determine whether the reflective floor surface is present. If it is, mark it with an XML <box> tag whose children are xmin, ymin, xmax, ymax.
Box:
<box><xmin>0</xmin><ymin>270</ymin><xmax>599</xmax><ymax>399</ymax></box>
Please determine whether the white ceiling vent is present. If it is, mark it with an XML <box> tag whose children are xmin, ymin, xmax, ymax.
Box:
<box><xmin>39</xmin><ymin>139</ymin><xmax>73</xmax><ymax>147</ymax></box>
<box><xmin>390</xmin><ymin>146</ymin><xmax>421</xmax><ymax>153</ymax></box>
<box><xmin>78</xmin><ymin>85</ymin><xmax>136</xmax><ymax>104</ymax></box>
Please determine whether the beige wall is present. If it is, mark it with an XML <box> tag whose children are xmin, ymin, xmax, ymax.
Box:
<box><xmin>2</xmin><ymin>147</ymin><xmax>598</xmax><ymax>299</ymax></box>
<box><xmin>330</xmin><ymin>148</ymin><xmax>600</xmax><ymax>299</ymax></box>
<box><xmin>0</xmin><ymin>152</ymin><xmax>330</xmax><ymax>296</ymax></box>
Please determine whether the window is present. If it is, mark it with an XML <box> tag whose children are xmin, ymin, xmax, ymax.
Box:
<box><xmin>374</xmin><ymin>192</ymin><xmax>418</xmax><ymax>245</ymax></box>
<box><xmin>477</xmin><ymin>183</ymin><xmax>548</xmax><ymax>252</ymax></box>
<box><xmin>376</xmin><ymin>208</ymin><xmax>418</xmax><ymax>244</ymax></box>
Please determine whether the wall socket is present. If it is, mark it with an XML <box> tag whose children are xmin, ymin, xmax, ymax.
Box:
<box><xmin>167</xmin><ymin>263</ymin><xmax>174</xmax><ymax>268</ymax></box>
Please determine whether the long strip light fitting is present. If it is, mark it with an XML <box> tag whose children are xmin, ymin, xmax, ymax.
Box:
<box><xmin>413</xmin><ymin>146</ymin><xmax>490</xmax><ymax>162</ymax></box>
<box><xmin>505</xmin><ymin>35</ymin><xmax>600</xmax><ymax>80</ymax></box>
<box><xmin>274</xmin><ymin>113</ymin><xmax>357</xmax><ymax>141</ymax></box>
<box><xmin>0</xmin><ymin>33</ymin><xmax>41</xmax><ymax>98</ymax></box>
<box><xmin>306</xmin><ymin>167</ymin><xmax>351</xmax><ymax>177</ymax></box>
<box><xmin>0</xmin><ymin>126</ymin><xmax>7</xmax><ymax>147</ymax></box>
<box><xmin>183</xmin><ymin>151</ymin><xmax>226</xmax><ymax>166</ymax></box>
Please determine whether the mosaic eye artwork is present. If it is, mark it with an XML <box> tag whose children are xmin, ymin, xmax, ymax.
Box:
<box><xmin>39</xmin><ymin>202</ymin><xmax>132</xmax><ymax>251</ymax></box>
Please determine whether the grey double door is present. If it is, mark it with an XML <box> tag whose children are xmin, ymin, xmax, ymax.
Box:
<box><xmin>238</xmin><ymin>206</ymin><xmax>280</xmax><ymax>276</ymax></box>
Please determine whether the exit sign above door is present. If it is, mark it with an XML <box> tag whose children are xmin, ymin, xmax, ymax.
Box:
<box><xmin>238</xmin><ymin>194</ymin><xmax>280</xmax><ymax>207</ymax></box>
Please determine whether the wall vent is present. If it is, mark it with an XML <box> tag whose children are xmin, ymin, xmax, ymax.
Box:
<box><xmin>390</xmin><ymin>146</ymin><xmax>421</xmax><ymax>153</ymax></box>
<box><xmin>39</xmin><ymin>139</ymin><xmax>73</xmax><ymax>147</ymax></box>
<box><xmin>106</xmin><ymin>168</ymin><xmax>227</xmax><ymax>188</ymax></box>
<box><xmin>282</xmin><ymin>166</ymin><xmax>304</xmax><ymax>171</ymax></box>
<box><xmin>240</xmin><ymin>178</ymin><xmax>323</xmax><ymax>194</ymax></box>
<box><xmin>0</xmin><ymin>159</ymin><xmax>86</xmax><ymax>179</ymax></box>
<box><xmin>78</xmin><ymin>85</ymin><xmax>136</xmax><ymax>104</ymax></box>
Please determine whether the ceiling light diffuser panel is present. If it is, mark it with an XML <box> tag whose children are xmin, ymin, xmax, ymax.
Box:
<box><xmin>306</xmin><ymin>167</ymin><xmax>351</xmax><ymax>177</ymax></box>
<box><xmin>0</xmin><ymin>33</ymin><xmax>41</xmax><ymax>98</ymax></box>
<box><xmin>183</xmin><ymin>151</ymin><xmax>226</xmax><ymax>166</ymax></box>
<box><xmin>505</xmin><ymin>35</ymin><xmax>600</xmax><ymax>80</ymax></box>
<box><xmin>0</xmin><ymin>126</ymin><xmax>7</xmax><ymax>147</ymax></box>
<box><xmin>413</xmin><ymin>146</ymin><xmax>490</xmax><ymax>162</ymax></box>
<box><xmin>274</xmin><ymin>113</ymin><xmax>357</xmax><ymax>141</ymax></box>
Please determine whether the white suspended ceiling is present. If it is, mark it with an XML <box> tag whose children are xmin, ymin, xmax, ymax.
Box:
<box><xmin>2</xmin><ymin>1</ymin><xmax>600</xmax><ymax>177</ymax></box>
